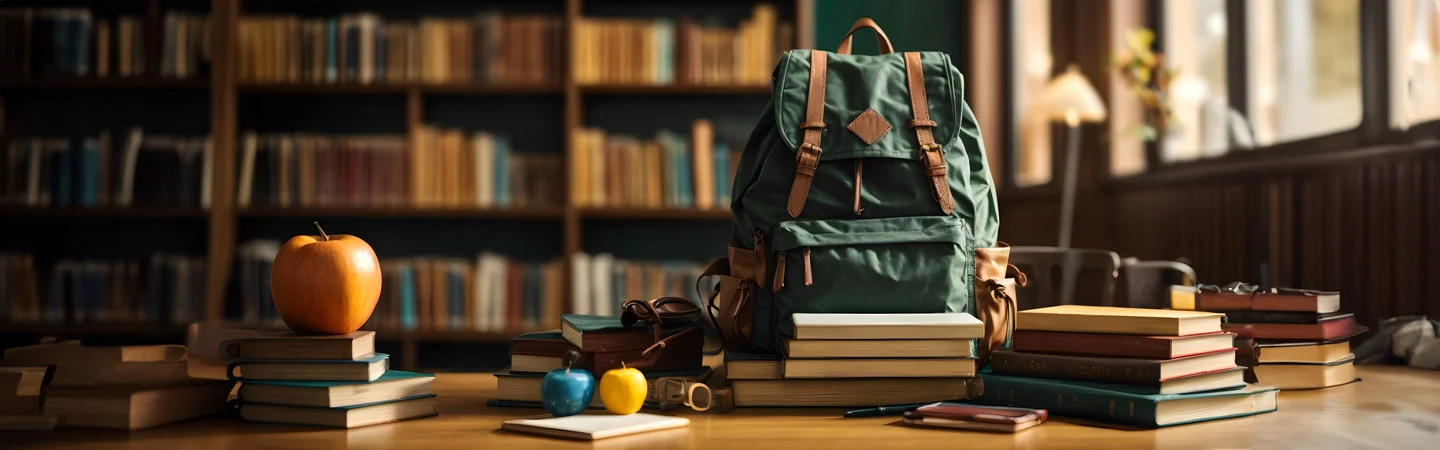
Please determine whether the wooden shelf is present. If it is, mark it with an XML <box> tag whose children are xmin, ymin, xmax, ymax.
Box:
<box><xmin>579</xmin><ymin>83</ymin><xmax>771</xmax><ymax>95</ymax></box>
<box><xmin>238</xmin><ymin>206</ymin><xmax>566</xmax><ymax>219</ymax></box>
<box><xmin>237</xmin><ymin>82</ymin><xmax>562</xmax><ymax>95</ymax></box>
<box><xmin>578</xmin><ymin>207</ymin><xmax>731</xmax><ymax>220</ymax></box>
<box><xmin>0</xmin><ymin>323</ymin><xmax>189</xmax><ymax>336</ymax></box>
<box><xmin>0</xmin><ymin>77</ymin><xmax>209</xmax><ymax>90</ymax></box>
<box><xmin>0</xmin><ymin>206</ymin><xmax>209</xmax><ymax>219</ymax></box>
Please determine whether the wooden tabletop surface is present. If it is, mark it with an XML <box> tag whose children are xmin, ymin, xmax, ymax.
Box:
<box><xmin>7</xmin><ymin>365</ymin><xmax>1440</xmax><ymax>449</ymax></box>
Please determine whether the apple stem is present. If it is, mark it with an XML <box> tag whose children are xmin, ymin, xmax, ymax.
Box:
<box><xmin>314</xmin><ymin>221</ymin><xmax>329</xmax><ymax>241</ymax></box>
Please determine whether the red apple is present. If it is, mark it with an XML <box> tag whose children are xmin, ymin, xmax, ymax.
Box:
<box><xmin>270</xmin><ymin>222</ymin><xmax>382</xmax><ymax>334</ymax></box>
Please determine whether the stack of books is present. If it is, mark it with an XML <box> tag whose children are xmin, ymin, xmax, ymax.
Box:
<box><xmin>0</xmin><ymin>9</ymin><xmax>210</xmax><ymax>79</ymax></box>
<box><xmin>492</xmin><ymin>314</ymin><xmax>708</xmax><ymax>408</ymax></box>
<box><xmin>2</xmin><ymin>342</ymin><xmax>231</xmax><ymax>430</ymax></box>
<box><xmin>572</xmin><ymin>5</ymin><xmax>790</xmax><ymax>86</ymax></box>
<box><xmin>726</xmin><ymin>313</ymin><xmax>984</xmax><ymax>407</ymax></box>
<box><xmin>571</xmin><ymin>120</ymin><xmax>741</xmax><ymax>210</ymax></box>
<box><xmin>0</xmin><ymin>366</ymin><xmax>56</xmax><ymax>430</ymax></box>
<box><xmin>2</xmin><ymin>129</ymin><xmax>213</xmax><ymax>208</ymax></box>
<box><xmin>980</xmin><ymin>305</ymin><xmax>1279</xmax><ymax>428</ymax></box>
<box><xmin>227</xmin><ymin>331</ymin><xmax>438</xmax><ymax>428</ymax></box>
<box><xmin>1174</xmin><ymin>287</ymin><xmax>1361</xmax><ymax>389</ymax></box>
<box><xmin>409</xmin><ymin>126</ymin><xmax>563</xmax><ymax>208</ymax></box>
<box><xmin>237</xmin><ymin>13</ymin><xmax>562</xmax><ymax>85</ymax></box>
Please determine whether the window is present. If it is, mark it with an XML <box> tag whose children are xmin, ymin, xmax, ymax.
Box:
<box><xmin>1391</xmin><ymin>0</ymin><xmax>1440</xmax><ymax>127</ymax></box>
<box><xmin>1162</xmin><ymin>0</ymin><xmax>1230</xmax><ymax>162</ymax></box>
<box><xmin>1246</xmin><ymin>0</ymin><xmax>1363</xmax><ymax>146</ymax></box>
<box><xmin>1012</xmin><ymin>0</ymin><xmax>1053</xmax><ymax>187</ymax></box>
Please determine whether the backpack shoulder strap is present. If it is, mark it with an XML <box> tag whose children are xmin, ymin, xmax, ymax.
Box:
<box><xmin>903</xmin><ymin>51</ymin><xmax>954</xmax><ymax>214</ymax></box>
<box><xmin>786</xmin><ymin>50</ymin><xmax>827</xmax><ymax>218</ymax></box>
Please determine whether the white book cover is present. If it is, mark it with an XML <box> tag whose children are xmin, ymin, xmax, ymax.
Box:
<box><xmin>117</xmin><ymin>128</ymin><xmax>144</xmax><ymax>206</ymax></box>
<box><xmin>570</xmin><ymin>253</ymin><xmax>591</xmax><ymax>316</ymax></box>
<box><xmin>792</xmin><ymin>313</ymin><xmax>983</xmax><ymax>327</ymax></box>
<box><xmin>489</xmin><ymin>256</ymin><xmax>507</xmax><ymax>332</ymax></box>
<box><xmin>473</xmin><ymin>254</ymin><xmax>491</xmax><ymax>331</ymax></box>
<box><xmin>590</xmin><ymin>253</ymin><xmax>614</xmax><ymax>317</ymax></box>
<box><xmin>236</xmin><ymin>132</ymin><xmax>258</xmax><ymax>207</ymax></box>
<box><xmin>475</xmin><ymin>132</ymin><xmax>493</xmax><ymax>207</ymax></box>
<box><xmin>502</xmin><ymin>413</ymin><xmax>689</xmax><ymax>441</ymax></box>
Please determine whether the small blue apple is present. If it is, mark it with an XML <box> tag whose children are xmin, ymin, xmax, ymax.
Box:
<box><xmin>540</xmin><ymin>368</ymin><xmax>595</xmax><ymax>417</ymax></box>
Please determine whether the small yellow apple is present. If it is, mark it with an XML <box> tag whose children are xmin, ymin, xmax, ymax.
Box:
<box><xmin>270</xmin><ymin>222</ymin><xmax>382</xmax><ymax>334</ymax></box>
<box><xmin>598</xmin><ymin>365</ymin><xmax>647</xmax><ymax>414</ymax></box>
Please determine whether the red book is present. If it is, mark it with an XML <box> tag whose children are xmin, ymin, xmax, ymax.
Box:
<box><xmin>1196</xmin><ymin>289</ymin><xmax>1340</xmax><ymax>313</ymax></box>
<box><xmin>1011</xmin><ymin>330</ymin><xmax>1236</xmax><ymax>360</ymax></box>
<box><xmin>988</xmin><ymin>348</ymin><xmax>1238</xmax><ymax>384</ymax></box>
<box><xmin>508</xmin><ymin>265</ymin><xmax>524</xmax><ymax>327</ymax></box>
<box><xmin>1222</xmin><ymin>314</ymin><xmax>1357</xmax><ymax>340</ymax></box>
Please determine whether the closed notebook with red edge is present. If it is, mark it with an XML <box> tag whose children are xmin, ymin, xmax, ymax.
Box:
<box><xmin>988</xmin><ymin>348</ymin><xmax>1237</xmax><ymax>384</ymax></box>
<box><xmin>1222</xmin><ymin>314</ymin><xmax>1357</xmax><ymax>340</ymax></box>
<box><xmin>1011</xmin><ymin>330</ymin><xmax>1235</xmax><ymax>359</ymax></box>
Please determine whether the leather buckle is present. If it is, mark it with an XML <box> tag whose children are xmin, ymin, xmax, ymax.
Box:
<box><xmin>796</xmin><ymin>143</ymin><xmax>822</xmax><ymax>166</ymax></box>
<box><xmin>919</xmin><ymin>143</ymin><xmax>944</xmax><ymax>160</ymax></box>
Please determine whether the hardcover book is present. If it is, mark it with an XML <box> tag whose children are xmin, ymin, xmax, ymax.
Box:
<box><xmin>781</xmin><ymin>357</ymin><xmax>977</xmax><ymax>379</ymax></box>
<box><xmin>1256</xmin><ymin>341</ymin><xmax>1352</xmax><ymax>364</ymax></box>
<box><xmin>237</xmin><ymin>394</ymin><xmax>437</xmax><ymax>428</ymax></box>
<box><xmin>237</xmin><ymin>370</ymin><xmax>434</xmax><ymax>408</ymax></box>
<box><xmin>219</xmin><ymin>331</ymin><xmax>376</xmax><ymax>361</ymax></box>
<box><xmin>44</xmin><ymin>382</ymin><xmax>234</xmax><ymax>430</ymax></box>
<box><xmin>560</xmin><ymin>314</ymin><xmax>697</xmax><ymax>353</ymax></box>
<box><xmin>1171</xmin><ymin>286</ymin><xmax>1341</xmax><ymax>313</ymax></box>
<box><xmin>975</xmin><ymin>372</ymin><xmax>1279</xmax><ymax>428</ymax></box>
<box><xmin>790</xmin><ymin>313</ymin><xmax>983</xmax><ymax>340</ymax></box>
<box><xmin>1223</xmin><ymin>310</ymin><xmax>1347</xmax><ymax>325</ymax></box>
<box><xmin>1222</xmin><ymin>314</ymin><xmax>1358</xmax><ymax>340</ymax></box>
<box><xmin>1010</xmin><ymin>330</ymin><xmax>1235</xmax><ymax>360</ymax></box>
<box><xmin>1253</xmin><ymin>354</ymin><xmax>1357</xmax><ymax>389</ymax></box>
<box><xmin>1016</xmin><ymin>305</ymin><xmax>1224</xmax><ymax>336</ymax></box>
<box><xmin>731</xmin><ymin>377</ymin><xmax>983</xmax><ymax>407</ymax></box>
<box><xmin>784</xmin><ymin>338</ymin><xmax>975</xmax><ymax>359</ymax></box>
<box><xmin>988</xmin><ymin>349</ymin><xmax>1237</xmax><ymax>384</ymax></box>
<box><xmin>723</xmin><ymin>349</ymin><xmax>782</xmax><ymax>380</ymax></box>
<box><xmin>228</xmin><ymin>353</ymin><xmax>389</xmax><ymax>382</ymax></box>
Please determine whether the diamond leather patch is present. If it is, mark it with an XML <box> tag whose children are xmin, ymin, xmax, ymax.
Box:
<box><xmin>847</xmin><ymin>108</ymin><xmax>891</xmax><ymax>145</ymax></box>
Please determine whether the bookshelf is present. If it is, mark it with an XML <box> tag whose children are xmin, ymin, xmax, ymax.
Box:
<box><xmin>0</xmin><ymin>0</ymin><xmax>812</xmax><ymax>371</ymax></box>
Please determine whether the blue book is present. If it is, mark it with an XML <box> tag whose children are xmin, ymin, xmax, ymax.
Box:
<box><xmin>79</xmin><ymin>138</ymin><xmax>99</xmax><ymax>206</ymax></box>
<box><xmin>74</xmin><ymin>14</ymin><xmax>91</xmax><ymax>75</ymax></box>
<box><xmin>52</xmin><ymin>143</ymin><xmax>72</xmax><ymax>207</ymax></box>
<box><xmin>677</xmin><ymin>136</ymin><xmax>693</xmax><ymax>208</ymax></box>
<box><xmin>714</xmin><ymin>142</ymin><xmax>730</xmax><ymax>207</ymax></box>
<box><xmin>399</xmin><ymin>264</ymin><xmax>417</xmax><ymax>331</ymax></box>
<box><xmin>229</xmin><ymin>353</ymin><xmax>390</xmax><ymax>382</ymax></box>
<box><xmin>374</xmin><ymin>25</ymin><xmax>387</xmax><ymax>82</ymax></box>
<box><xmin>447</xmin><ymin>265</ymin><xmax>463</xmax><ymax>329</ymax></box>
<box><xmin>344</xmin><ymin>23</ymin><xmax>360</xmax><ymax>82</ymax></box>
<box><xmin>655</xmin><ymin>19</ymin><xmax>674</xmax><ymax>84</ymax></box>
<box><xmin>324</xmin><ymin>19</ymin><xmax>339</xmax><ymax>82</ymax></box>
<box><xmin>238</xmin><ymin>370</ymin><xmax>436</xmax><ymax>408</ymax></box>
<box><xmin>494</xmin><ymin>136</ymin><xmax>511</xmax><ymax>207</ymax></box>
<box><xmin>52</xmin><ymin>14</ymin><xmax>72</xmax><ymax>75</ymax></box>
<box><xmin>975</xmin><ymin>371</ymin><xmax>1278</xmax><ymax>428</ymax></box>
<box><xmin>236</xmin><ymin>393</ymin><xmax>437</xmax><ymax>428</ymax></box>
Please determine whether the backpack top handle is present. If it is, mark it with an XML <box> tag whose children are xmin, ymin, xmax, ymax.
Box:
<box><xmin>835</xmin><ymin>18</ymin><xmax>894</xmax><ymax>55</ymax></box>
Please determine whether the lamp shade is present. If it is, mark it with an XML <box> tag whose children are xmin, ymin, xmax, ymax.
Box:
<box><xmin>1037</xmin><ymin>64</ymin><xmax>1108</xmax><ymax>125</ymax></box>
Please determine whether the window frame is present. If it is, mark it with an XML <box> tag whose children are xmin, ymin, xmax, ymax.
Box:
<box><xmin>1118</xmin><ymin>0</ymin><xmax>1438</xmax><ymax>182</ymax></box>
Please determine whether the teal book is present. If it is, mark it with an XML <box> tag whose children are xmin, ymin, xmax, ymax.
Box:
<box><xmin>975</xmin><ymin>371</ymin><xmax>1278</xmax><ymax>428</ymax></box>
<box><xmin>229</xmin><ymin>353</ymin><xmax>389</xmax><ymax>382</ymax></box>
<box><xmin>561</xmin><ymin>313</ymin><xmax>700</xmax><ymax>352</ymax></box>
<box><xmin>677</xmin><ymin>136</ymin><xmax>693</xmax><ymax>207</ymax></box>
<box><xmin>399</xmin><ymin>264</ymin><xmax>417</xmax><ymax>330</ymax></box>
<box><xmin>714</xmin><ymin>141</ymin><xmax>730</xmax><ymax>206</ymax></box>
<box><xmin>238</xmin><ymin>370</ymin><xmax>435</xmax><ymax>408</ymax></box>
<box><xmin>494</xmin><ymin>136</ymin><xmax>511</xmax><ymax>207</ymax></box>
<box><xmin>324</xmin><ymin>18</ymin><xmax>338</xmax><ymax>82</ymax></box>
<box><xmin>237</xmin><ymin>393</ymin><xmax>437</xmax><ymax>428</ymax></box>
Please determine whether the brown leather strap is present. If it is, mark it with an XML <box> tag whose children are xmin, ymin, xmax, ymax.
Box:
<box><xmin>903</xmin><ymin>51</ymin><xmax>954</xmax><ymax>214</ymax></box>
<box><xmin>835</xmin><ymin>18</ymin><xmax>894</xmax><ymax>55</ymax></box>
<box><xmin>786</xmin><ymin>50</ymin><xmax>827</xmax><ymax>218</ymax></box>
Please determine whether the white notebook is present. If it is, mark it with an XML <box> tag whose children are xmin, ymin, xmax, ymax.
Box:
<box><xmin>792</xmin><ymin>313</ymin><xmax>983</xmax><ymax>340</ymax></box>
<box><xmin>502</xmin><ymin>413</ymin><xmax>690</xmax><ymax>441</ymax></box>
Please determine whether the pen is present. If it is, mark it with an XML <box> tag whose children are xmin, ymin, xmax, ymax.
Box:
<box><xmin>842</xmin><ymin>403</ymin><xmax>932</xmax><ymax>418</ymax></box>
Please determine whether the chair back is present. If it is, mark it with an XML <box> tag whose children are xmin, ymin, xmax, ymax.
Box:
<box><xmin>1008</xmin><ymin>247</ymin><xmax>1121</xmax><ymax>309</ymax></box>
<box><xmin>1118</xmin><ymin>260</ymin><xmax>1197</xmax><ymax>309</ymax></box>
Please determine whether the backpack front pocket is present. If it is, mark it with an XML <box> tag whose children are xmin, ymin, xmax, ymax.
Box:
<box><xmin>770</xmin><ymin>215</ymin><xmax>973</xmax><ymax>337</ymax></box>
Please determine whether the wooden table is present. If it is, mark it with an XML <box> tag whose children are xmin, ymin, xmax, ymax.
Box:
<box><xmin>8</xmin><ymin>366</ymin><xmax>1440</xmax><ymax>449</ymax></box>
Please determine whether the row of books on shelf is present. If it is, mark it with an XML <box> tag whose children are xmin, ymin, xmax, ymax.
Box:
<box><xmin>239</xmin><ymin>13</ymin><xmax>561</xmax><ymax>85</ymax></box>
<box><xmin>0</xmin><ymin>8</ymin><xmax>210</xmax><ymax>79</ymax></box>
<box><xmin>571</xmin><ymin>5</ymin><xmax>789</xmax><ymax>86</ymax></box>
<box><xmin>568</xmin><ymin>253</ymin><xmax>709</xmax><ymax>318</ymax></box>
<box><xmin>235</xmin><ymin>130</ymin><xmax>562</xmax><ymax>209</ymax></box>
<box><xmin>0</xmin><ymin>252</ymin><xmax>207</xmax><ymax>326</ymax></box>
<box><xmin>572</xmin><ymin>120</ymin><xmax>738</xmax><ymax>209</ymax></box>
<box><xmin>2</xmin><ymin>129</ymin><xmax>213</xmax><ymax>208</ymax></box>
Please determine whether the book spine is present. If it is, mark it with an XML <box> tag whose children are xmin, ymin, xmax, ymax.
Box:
<box><xmin>1010</xmin><ymin>330</ymin><xmax>1174</xmax><ymax>359</ymax></box>
<box><xmin>1223</xmin><ymin>310</ymin><xmax>1323</xmax><ymax>324</ymax></box>
<box><xmin>977</xmin><ymin>374</ymin><xmax>1159</xmax><ymax>428</ymax></box>
<box><xmin>989</xmin><ymin>351</ymin><xmax>1162</xmax><ymax>384</ymax></box>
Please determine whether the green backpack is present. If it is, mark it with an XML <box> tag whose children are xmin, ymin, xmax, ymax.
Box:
<box><xmin>702</xmin><ymin>19</ymin><xmax>1006</xmax><ymax>355</ymax></box>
